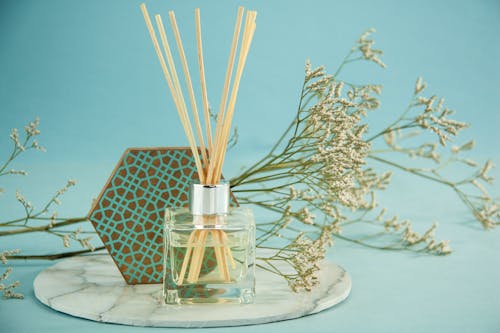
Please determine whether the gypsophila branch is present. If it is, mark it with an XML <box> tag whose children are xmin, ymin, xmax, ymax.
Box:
<box><xmin>0</xmin><ymin>119</ymin><xmax>98</xmax><ymax>270</ymax></box>
<box><xmin>367</xmin><ymin>76</ymin><xmax>499</xmax><ymax>228</ymax></box>
<box><xmin>0</xmin><ymin>250</ymin><xmax>23</xmax><ymax>299</ymax></box>
<box><xmin>228</xmin><ymin>28</ymin><xmax>495</xmax><ymax>288</ymax></box>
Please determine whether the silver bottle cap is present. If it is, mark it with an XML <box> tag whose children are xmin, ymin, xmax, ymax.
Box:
<box><xmin>189</xmin><ymin>181</ymin><xmax>229</xmax><ymax>215</ymax></box>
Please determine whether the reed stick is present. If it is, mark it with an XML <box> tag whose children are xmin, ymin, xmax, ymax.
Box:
<box><xmin>206</xmin><ymin>6</ymin><xmax>244</xmax><ymax>185</ymax></box>
<box><xmin>187</xmin><ymin>230</ymin><xmax>208</xmax><ymax>283</ymax></box>
<box><xmin>177</xmin><ymin>231</ymin><xmax>196</xmax><ymax>285</ymax></box>
<box><xmin>211</xmin><ymin>230</ymin><xmax>225</xmax><ymax>279</ymax></box>
<box><xmin>195</xmin><ymin>8</ymin><xmax>213</xmax><ymax>155</ymax></box>
<box><xmin>222</xmin><ymin>231</ymin><xmax>236</xmax><ymax>269</ymax></box>
<box><xmin>169</xmin><ymin>11</ymin><xmax>209</xmax><ymax>171</ymax></box>
<box><xmin>215</xmin><ymin>230</ymin><xmax>230</xmax><ymax>280</ymax></box>
<box><xmin>186</xmin><ymin>231</ymin><xmax>199</xmax><ymax>283</ymax></box>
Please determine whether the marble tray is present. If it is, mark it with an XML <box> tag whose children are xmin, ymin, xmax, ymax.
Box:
<box><xmin>33</xmin><ymin>253</ymin><xmax>351</xmax><ymax>328</ymax></box>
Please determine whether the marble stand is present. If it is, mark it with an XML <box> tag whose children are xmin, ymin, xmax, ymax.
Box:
<box><xmin>33</xmin><ymin>254</ymin><xmax>351</xmax><ymax>328</ymax></box>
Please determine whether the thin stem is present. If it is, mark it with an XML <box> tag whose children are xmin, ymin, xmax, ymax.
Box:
<box><xmin>6</xmin><ymin>246</ymin><xmax>106</xmax><ymax>260</ymax></box>
<box><xmin>0</xmin><ymin>217</ymin><xmax>88</xmax><ymax>236</ymax></box>
<box><xmin>367</xmin><ymin>123</ymin><xmax>419</xmax><ymax>142</ymax></box>
<box><xmin>333</xmin><ymin>50</ymin><xmax>355</xmax><ymax>77</ymax></box>
<box><xmin>231</xmin><ymin>79</ymin><xmax>308</xmax><ymax>187</ymax></box>
<box><xmin>368</xmin><ymin>155</ymin><xmax>453</xmax><ymax>186</ymax></box>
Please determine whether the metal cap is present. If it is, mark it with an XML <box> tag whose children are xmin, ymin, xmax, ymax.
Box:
<box><xmin>189</xmin><ymin>181</ymin><xmax>229</xmax><ymax>215</ymax></box>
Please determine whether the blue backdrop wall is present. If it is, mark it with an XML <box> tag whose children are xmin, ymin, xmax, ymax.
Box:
<box><xmin>1</xmin><ymin>1</ymin><xmax>499</xmax><ymax>332</ymax></box>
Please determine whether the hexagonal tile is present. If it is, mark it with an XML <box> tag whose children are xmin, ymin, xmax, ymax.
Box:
<box><xmin>87</xmin><ymin>147</ymin><xmax>237</xmax><ymax>284</ymax></box>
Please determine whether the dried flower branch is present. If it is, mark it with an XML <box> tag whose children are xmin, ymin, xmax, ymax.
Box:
<box><xmin>0</xmin><ymin>250</ymin><xmax>23</xmax><ymax>299</ymax></box>
<box><xmin>0</xmin><ymin>117</ymin><xmax>44</xmax><ymax>179</ymax></box>
<box><xmin>367</xmin><ymin>76</ymin><xmax>499</xmax><ymax>229</ymax></box>
<box><xmin>333</xmin><ymin>28</ymin><xmax>386</xmax><ymax>77</ymax></box>
<box><xmin>257</xmin><ymin>227</ymin><xmax>333</xmax><ymax>292</ymax></box>
<box><xmin>0</xmin><ymin>119</ymin><xmax>92</xmax><ymax>260</ymax></box>
<box><xmin>229</xmin><ymin>28</ymin><xmax>492</xmax><ymax>287</ymax></box>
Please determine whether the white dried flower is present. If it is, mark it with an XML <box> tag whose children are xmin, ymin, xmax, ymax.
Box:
<box><xmin>461</xmin><ymin>159</ymin><xmax>478</xmax><ymax>167</ymax></box>
<box><xmin>459</xmin><ymin>140</ymin><xmax>475</xmax><ymax>151</ymax></box>
<box><xmin>79</xmin><ymin>237</ymin><xmax>95</xmax><ymax>251</ymax></box>
<box><xmin>31</xmin><ymin>140</ymin><xmax>46</xmax><ymax>152</ymax></box>
<box><xmin>72</xmin><ymin>227</ymin><xmax>82</xmax><ymax>238</ymax></box>
<box><xmin>9</xmin><ymin>128</ymin><xmax>19</xmax><ymax>145</ymax></box>
<box><xmin>354</xmin><ymin>28</ymin><xmax>386</xmax><ymax>68</ymax></box>
<box><xmin>24</xmin><ymin>117</ymin><xmax>41</xmax><ymax>136</ymax></box>
<box><xmin>479</xmin><ymin>160</ymin><xmax>495</xmax><ymax>183</ymax></box>
<box><xmin>1</xmin><ymin>250</ymin><xmax>24</xmax><ymax>299</ymax></box>
<box><xmin>7</xmin><ymin>170</ymin><xmax>28</xmax><ymax>176</ymax></box>
<box><xmin>49</xmin><ymin>212</ymin><xmax>57</xmax><ymax>228</ymax></box>
<box><xmin>436</xmin><ymin>240</ymin><xmax>452</xmax><ymax>255</ymax></box>
<box><xmin>15</xmin><ymin>191</ymin><xmax>32</xmax><ymax>209</ymax></box>
<box><xmin>0</xmin><ymin>267</ymin><xmax>13</xmax><ymax>281</ymax></box>
<box><xmin>305</xmin><ymin>65</ymin><xmax>325</xmax><ymax>81</ymax></box>
<box><xmin>298</xmin><ymin>207</ymin><xmax>316</xmax><ymax>225</ymax></box>
<box><xmin>334</xmin><ymin>81</ymin><xmax>344</xmax><ymax>97</ymax></box>
<box><xmin>1</xmin><ymin>250</ymin><xmax>20</xmax><ymax>264</ymax></box>
<box><xmin>63</xmin><ymin>234</ymin><xmax>70</xmax><ymax>247</ymax></box>
<box><xmin>415</xmin><ymin>77</ymin><xmax>427</xmax><ymax>94</ymax></box>
<box><xmin>384</xmin><ymin>130</ymin><xmax>395</xmax><ymax>146</ymax></box>
<box><xmin>376</xmin><ymin>208</ymin><xmax>387</xmax><ymax>222</ymax></box>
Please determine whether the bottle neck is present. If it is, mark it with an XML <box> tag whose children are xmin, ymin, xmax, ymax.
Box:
<box><xmin>189</xmin><ymin>182</ymin><xmax>230</xmax><ymax>216</ymax></box>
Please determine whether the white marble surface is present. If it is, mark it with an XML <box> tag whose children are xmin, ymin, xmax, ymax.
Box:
<box><xmin>33</xmin><ymin>253</ymin><xmax>351</xmax><ymax>328</ymax></box>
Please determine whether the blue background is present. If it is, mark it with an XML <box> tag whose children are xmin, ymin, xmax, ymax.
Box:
<box><xmin>1</xmin><ymin>0</ymin><xmax>499</xmax><ymax>332</ymax></box>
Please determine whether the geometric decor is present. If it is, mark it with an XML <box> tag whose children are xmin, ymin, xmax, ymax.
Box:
<box><xmin>87</xmin><ymin>147</ymin><xmax>237</xmax><ymax>285</ymax></box>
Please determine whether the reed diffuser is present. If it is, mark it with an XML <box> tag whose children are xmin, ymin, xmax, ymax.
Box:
<box><xmin>140</xmin><ymin>4</ymin><xmax>257</xmax><ymax>304</ymax></box>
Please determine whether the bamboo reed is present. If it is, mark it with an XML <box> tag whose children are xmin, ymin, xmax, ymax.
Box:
<box><xmin>195</xmin><ymin>8</ymin><xmax>213</xmax><ymax>155</ymax></box>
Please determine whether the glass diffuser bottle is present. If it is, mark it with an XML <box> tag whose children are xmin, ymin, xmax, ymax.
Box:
<box><xmin>163</xmin><ymin>181</ymin><xmax>255</xmax><ymax>304</ymax></box>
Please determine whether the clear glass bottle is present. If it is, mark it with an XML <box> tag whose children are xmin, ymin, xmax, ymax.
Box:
<box><xmin>163</xmin><ymin>182</ymin><xmax>255</xmax><ymax>304</ymax></box>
